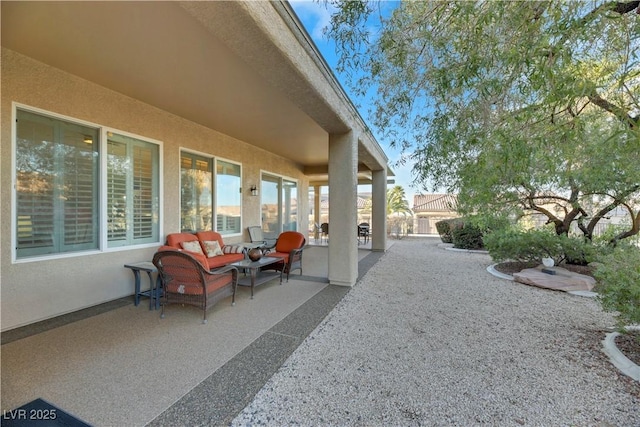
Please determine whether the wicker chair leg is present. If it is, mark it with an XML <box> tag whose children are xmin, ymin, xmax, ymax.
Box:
<box><xmin>161</xmin><ymin>303</ymin><xmax>166</xmax><ymax>319</ymax></box>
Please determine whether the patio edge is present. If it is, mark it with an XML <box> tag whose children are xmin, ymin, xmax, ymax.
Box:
<box><xmin>147</xmin><ymin>250</ymin><xmax>386</xmax><ymax>426</ymax></box>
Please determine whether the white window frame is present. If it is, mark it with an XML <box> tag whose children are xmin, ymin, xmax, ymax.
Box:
<box><xmin>103</xmin><ymin>129</ymin><xmax>162</xmax><ymax>249</ymax></box>
<box><xmin>11</xmin><ymin>103</ymin><xmax>163</xmax><ymax>263</ymax></box>
<box><xmin>214</xmin><ymin>157</ymin><xmax>243</xmax><ymax>237</ymax></box>
<box><xmin>178</xmin><ymin>150</ymin><xmax>243</xmax><ymax>237</ymax></box>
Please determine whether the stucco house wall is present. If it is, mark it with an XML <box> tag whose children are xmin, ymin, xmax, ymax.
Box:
<box><xmin>1</xmin><ymin>48</ymin><xmax>308</xmax><ymax>330</ymax></box>
<box><xmin>412</xmin><ymin>194</ymin><xmax>459</xmax><ymax>235</ymax></box>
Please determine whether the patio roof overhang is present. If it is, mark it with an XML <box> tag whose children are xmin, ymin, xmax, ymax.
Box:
<box><xmin>1</xmin><ymin>0</ymin><xmax>392</xmax><ymax>183</ymax></box>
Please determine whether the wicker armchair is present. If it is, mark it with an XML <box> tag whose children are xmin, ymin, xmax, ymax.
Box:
<box><xmin>261</xmin><ymin>231</ymin><xmax>306</xmax><ymax>282</ymax></box>
<box><xmin>152</xmin><ymin>250</ymin><xmax>238</xmax><ymax>324</ymax></box>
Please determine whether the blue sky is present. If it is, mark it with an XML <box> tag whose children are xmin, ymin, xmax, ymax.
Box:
<box><xmin>289</xmin><ymin>0</ymin><xmax>418</xmax><ymax>206</ymax></box>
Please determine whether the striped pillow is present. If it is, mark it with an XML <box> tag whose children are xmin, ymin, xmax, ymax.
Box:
<box><xmin>222</xmin><ymin>244</ymin><xmax>245</xmax><ymax>254</ymax></box>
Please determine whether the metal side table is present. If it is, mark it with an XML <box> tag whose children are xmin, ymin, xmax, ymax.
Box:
<box><xmin>124</xmin><ymin>262</ymin><xmax>162</xmax><ymax>310</ymax></box>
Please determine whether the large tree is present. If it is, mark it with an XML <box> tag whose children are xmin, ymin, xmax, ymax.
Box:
<box><xmin>327</xmin><ymin>0</ymin><xmax>640</xmax><ymax>243</ymax></box>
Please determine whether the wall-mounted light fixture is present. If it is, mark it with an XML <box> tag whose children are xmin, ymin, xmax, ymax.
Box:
<box><xmin>250</xmin><ymin>185</ymin><xmax>258</xmax><ymax>196</ymax></box>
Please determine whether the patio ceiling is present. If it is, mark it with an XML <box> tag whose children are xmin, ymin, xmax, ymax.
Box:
<box><xmin>1</xmin><ymin>1</ymin><xmax>390</xmax><ymax>184</ymax></box>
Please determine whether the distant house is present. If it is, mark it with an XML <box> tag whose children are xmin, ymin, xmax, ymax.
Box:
<box><xmin>523</xmin><ymin>196</ymin><xmax>635</xmax><ymax>237</ymax></box>
<box><xmin>412</xmin><ymin>194</ymin><xmax>459</xmax><ymax>234</ymax></box>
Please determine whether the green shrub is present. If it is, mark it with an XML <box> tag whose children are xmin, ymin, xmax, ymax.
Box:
<box><xmin>483</xmin><ymin>227</ymin><xmax>596</xmax><ymax>265</ymax></box>
<box><xmin>435</xmin><ymin>218</ymin><xmax>462</xmax><ymax>243</ymax></box>
<box><xmin>452</xmin><ymin>223</ymin><xmax>484</xmax><ymax>249</ymax></box>
<box><xmin>484</xmin><ymin>228</ymin><xmax>555</xmax><ymax>263</ymax></box>
<box><xmin>562</xmin><ymin>236</ymin><xmax>597</xmax><ymax>265</ymax></box>
<box><xmin>594</xmin><ymin>247</ymin><xmax>640</xmax><ymax>329</ymax></box>
<box><xmin>465</xmin><ymin>213</ymin><xmax>512</xmax><ymax>235</ymax></box>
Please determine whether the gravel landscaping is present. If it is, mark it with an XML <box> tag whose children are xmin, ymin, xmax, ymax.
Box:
<box><xmin>232</xmin><ymin>237</ymin><xmax>640</xmax><ymax>426</ymax></box>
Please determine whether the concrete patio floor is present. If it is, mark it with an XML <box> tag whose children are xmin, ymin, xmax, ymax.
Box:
<box><xmin>1</xmin><ymin>245</ymin><xmax>384</xmax><ymax>426</ymax></box>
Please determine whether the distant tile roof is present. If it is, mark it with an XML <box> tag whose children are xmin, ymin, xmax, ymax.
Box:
<box><xmin>413</xmin><ymin>194</ymin><xmax>458</xmax><ymax>212</ymax></box>
<box><xmin>357</xmin><ymin>197</ymin><xmax>368</xmax><ymax>209</ymax></box>
<box><xmin>315</xmin><ymin>196</ymin><xmax>369</xmax><ymax>209</ymax></box>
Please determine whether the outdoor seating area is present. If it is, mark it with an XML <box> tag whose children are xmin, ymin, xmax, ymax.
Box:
<box><xmin>152</xmin><ymin>230</ymin><xmax>307</xmax><ymax>320</ymax></box>
<box><xmin>0</xmin><ymin>0</ymin><xmax>391</xmax><ymax>354</ymax></box>
<box><xmin>1</xmin><ymin>245</ymin><xmax>378</xmax><ymax>426</ymax></box>
<box><xmin>311</xmin><ymin>222</ymin><xmax>371</xmax><ymax>246</ymax></box>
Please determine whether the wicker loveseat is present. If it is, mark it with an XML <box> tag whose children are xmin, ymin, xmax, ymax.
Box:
<box><xmin>160</xmin><ymin>231</ymin><xmax>245</xmax><ymax>270</ymax></box>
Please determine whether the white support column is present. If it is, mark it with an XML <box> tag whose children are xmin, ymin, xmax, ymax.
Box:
<box><xmin>328</xmin><ymin>131</ymin><xmax>358</xmax><ymax>286</ymax></box>
<box><xmin>371</xmin><ymin>168</ymin><xmax>388</xmax><ymax>252</ymax></box>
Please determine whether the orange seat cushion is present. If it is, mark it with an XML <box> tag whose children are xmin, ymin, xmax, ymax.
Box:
<box><xmin>164</xmin><ymin>231</ymin><xmax>244</xmax><ymax>270</ymax></box>
<box><xmin>275</xmin><ymin>231</ymin><xmax>305</xmax><ymax>254</ymax></box>
<box><xmin>157</xmin><ymin>245</ymin><xmax>208</xmax><ymax>269</ymax></box>
<box><xmin>166</xmin><ymin>233</ymin><xmax>199</xmax><ymax>248</ymax></box>
<box><xmin>195</xmin><ymin>231</ymin><xmax>224</xmax><ymax>250</ymax></box>
<box><xmin>195</xmin><ymin>231</ymin><xmax>244</xmax><ymax>269</ymax></box>
<box><xmin>206</xmin><ymin>253</ymin><xmax>244</xmax><ymax>269</ymax></box>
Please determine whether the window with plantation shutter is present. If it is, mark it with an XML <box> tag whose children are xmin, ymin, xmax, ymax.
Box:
<box><xmin>15</xmin><ymin>110</ymin><xmax>99</xmax><ymax>258</ymax></box>
<box><xmin>107</xmin><ymin>133</ymin><xmax>159</xmax><ymax>247</ymax></box>
<box><xmin>14</xmin><ymin>107</ymin><xmax>161</xmax><ymax>260</ymax></box>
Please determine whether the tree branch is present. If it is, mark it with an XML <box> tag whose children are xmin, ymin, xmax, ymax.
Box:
<box><xmin>588</xmin><ymin>91</ymin><xmax>639</xmax><ymax>128</ymax></box>
<box><xmin>610</xmin><ymin>0</ymin><xmax>640</xmax><ymax>14</ymax></box>
<box><xmin>611</xmin><ymin>204</ymin><xmax>640</xmax><ymax>244</ymax></box>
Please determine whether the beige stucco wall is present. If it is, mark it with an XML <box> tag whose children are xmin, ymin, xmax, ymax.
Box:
<box><xmin>1</xmin><ymin>48</ymin><xmax>309</xmax><ymax>330</ymax></box>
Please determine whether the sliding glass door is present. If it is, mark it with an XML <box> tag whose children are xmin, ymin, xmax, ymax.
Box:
<box><xmin>261</xmin><ymin>173</ymin><xmax>297</xmax><ymax>239</ymax></box>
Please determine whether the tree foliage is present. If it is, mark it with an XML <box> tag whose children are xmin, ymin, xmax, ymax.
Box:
<box><xmin>327</xmin><ymin>0</ymin><xmax>640</xmax><ymax>243</ymax></box>
<box><xmin>484</xmin><ymin>226</ymin><xmax>597</xmax><ymax>265</ymax></box>
<box><xmin>386</xmin><ymin>185</ymin><xmax>412</xmax><ymax>216</ymax></box>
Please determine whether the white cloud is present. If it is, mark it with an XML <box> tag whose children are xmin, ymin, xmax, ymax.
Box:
<box><xmin>289</xmin><ymin>0</ymin><xmax>336</xmax><ymax>40</ymax></box>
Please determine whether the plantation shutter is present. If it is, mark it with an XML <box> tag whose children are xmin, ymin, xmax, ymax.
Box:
<box><xmin>15</xmin><ymin>110</ymin><xmax>99</xmax><ymax>258</ymax></box>
<box><xmin>107</xmin><ymin>133</ymin><xmax>159</xmax><ymax>247</ymax></box>
<box><xmin>107</xmin><ymin>140</ymin><xmax>128</xmax><ymax>243</ymax></box>
<box><xmin>133</xmin><ymin>144</ymin><xmax>154</xmax><ymax>239</ymax></box>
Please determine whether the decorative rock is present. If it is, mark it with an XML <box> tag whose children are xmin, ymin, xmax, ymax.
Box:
<box><xmin>542</xmin><ymin>257</ymin><xmax>555</xmax><ymax>267</ymax></box>
<box><xmin>513</xmin><ymin>265</ymin><xmax>596</xmax><ymax>292</ymax></box>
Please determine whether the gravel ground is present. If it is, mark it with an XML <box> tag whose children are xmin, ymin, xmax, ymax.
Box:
<box><xmin>232</xmin><ymin>237</ymin><xmax>640</xmax><ymax>426</ymax></box>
